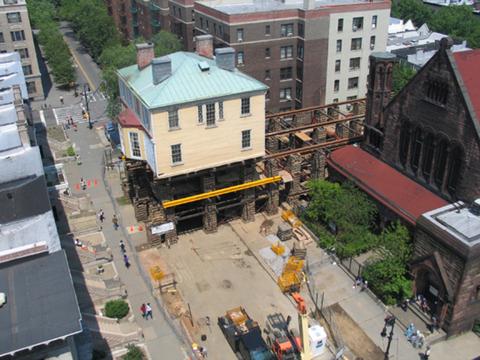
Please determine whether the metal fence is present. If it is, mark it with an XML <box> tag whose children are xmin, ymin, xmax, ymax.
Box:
<box><xmin>338</xmin><ymin>256</ymin><xmax>364</xmax><ymax>278</ymax></box>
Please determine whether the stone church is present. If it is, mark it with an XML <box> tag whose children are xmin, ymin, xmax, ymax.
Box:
<box><xmin>327</xmin><ymin>38</ymin><xmax>480</xmax><ymax>336</ymax></box>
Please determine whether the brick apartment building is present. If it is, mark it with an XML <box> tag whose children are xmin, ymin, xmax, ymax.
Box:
<box><xmin>193</xmin><ymin>0</ymin><xmax>390</xmax><ymax>112</ymax></box>
<box><xmin>0</xmin><ymin>0</ymin><xmax>44</xmax><ymax>100</ymax></box>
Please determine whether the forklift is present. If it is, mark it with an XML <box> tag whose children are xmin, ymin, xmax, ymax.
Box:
<box><xmin>264</xmin><ymin>313</ymin><xmax>302</xmax><ymax>360</ymax></box>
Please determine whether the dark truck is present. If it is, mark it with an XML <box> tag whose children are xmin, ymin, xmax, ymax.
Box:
<box><xmin>218</xmin><ymin>307</ymin><xmax>273</xmax><ymax>360</ymax></box>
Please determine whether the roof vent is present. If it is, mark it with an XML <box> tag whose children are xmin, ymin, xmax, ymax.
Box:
<box><xmin>470</xmin><ymin>199</ymin><xmax>480</xmax><ymax>216</ymax></box>
<box><xmin>152</xmin><ymin>56</ymin><xmax>171</xmax><ymax>85</ymax></box>
<box><xmin>198</xmin><ymin>61</ymin><xmax>210</xmax><ymax>72</ymax></box>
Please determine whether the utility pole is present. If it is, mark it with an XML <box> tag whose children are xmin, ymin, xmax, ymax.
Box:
<box><xmin>83</xmin><ymin>84</ymin><xmax>92</xmax><ymax>129</ymax></box>
<box><xmin>381</xmin><ymin>315</ymin><xmax>396</xmax><ymax>360</ymax></box>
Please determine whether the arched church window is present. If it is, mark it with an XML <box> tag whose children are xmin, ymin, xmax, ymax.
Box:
<box><xmin>399</xmin><ymin>121</ymin><xmax>410</xmax><ymax>166</ymax></box>
<box><xmin>422</xmin><ymin>133</ymin><xmax>435</xmax><ymax>178</ymax></box>
<box><xmin>447</xmin><ymin>146</ymin><xmax>463</xmax><ymax>195</ymax></box>
<box><xmin>434</xmin><ymin>139</ymin><xmax>448</xmax><ymax>187</ymax></box>
<box><xmin>410</xmin><ymin>127</ymin><xmax>423</xmax><ymax>172</ymax></box>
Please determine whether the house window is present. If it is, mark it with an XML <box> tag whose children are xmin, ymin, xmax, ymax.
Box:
<box><xmin>280</xmin><ymin>88</ymin><xmax>292</xmax><ymax>100</ymax></box>
<box><xmin>335</xmin><ymin>60</ymin><xmax>341</xmax><ymax>72</ymax></box>
<box><xmin>370</xmin><ymin>36</ymin><xmax>376</xmax><ymax>50</ymax></box>
<box><xmin>10</xmin><ymin>30</ymin><xmax>25</xmax><ymax>41</ymax></box>
<box><xmin>171</xmin><ymin>144</ymin><xmax>182</xmax><ymax>164</ymax></box>
<box><xmin>141</xmin><ymin>105</ymin><xmax>151</xmax><ymax>131</ymax></box>
<box><xmin>26</xmin><ymin>81</ymin><xmax>36</xmax><ymax>94</ymax></box>
<box><xmin>129</xmin><ymin>132</ymin><xmax>141</xmax><ymax>157</ymax></box>
<box><xmin>15</xmin><ymin>48</ymin><xmax>29</xmax><ymax>59</ymax></box>
<box><xmin>265</xmin><ymin>47</ymin><xmax>271</xmax><ymax>58</ymax></box>
<box><xmin>347</xmin><ymin>77</ymin><xmax>359</xmax><ymax>89</ymax></box>
<box><xmin>237</xmin><ymin>28</ymin><xmax>244</xmax><ymax>41</ymax></box>
<box><xmin>280</xmin><ymin>46</ymin><xmax>293</xmax><ymax>59</ymax></box>
<box><xmin>0</xmin><ymin>33</ymin><xmax>4</xmax><ymax>43</ymax></box>
<box><xmin>22</xmin><ymin>65</ymin><xmax>32</xmax><ymax>75</ymax></box>
<box><xmin>372</xmin><ymin>15</ymin><xmax>378</xmax><ymax>29</ymax></box>
<box><xmin>198</xmin><ymin>105</ymin><xmax>203</xmax><ymax>123</ymax></box>
<box><xmin>434</xmin><ymin>139</ymin><xmax>448</xmax><ymax>187</ymax></box>
<box><xmin>242</xmin><ymin>130</ymin><xmax>251</xmax><ymax>149</ymax></box>
<box><xmin>337</xmin><ymin>18</ymin><xmax>343</xmax><ymax>32</ymax></box>
<box><xmin>280</xmin><ymin>67</ymin><xmax>292</xmax><ymax>80</ymax></box>
<box><xmin>352</xmin><ymin>17</ymin><xmax>363</xmax><ymax>31</ymax></box>
<box><xmin>7</xmin><ymin>12</ymin><xmax>21</xmax><ymax>23</ymax></box>
<box><xmin>336</xmin><ymin>39</ymin><xmax>342</xmax><ymax>53</ymax></box>
<box><xmin>241</xmin><ymin>97</ymin><xmax>250</xmax><ymax>115</ymax></box>
<box><xmin>447</xmin><ymin>146</ymin><xmax>463</xmax><ymax>194</ymax></box>
<box><xmin>265</xmin><ymin>69</ymin><xmax>271</xmax><ymax>80</ymax></box>
<box><xmin>334</xmin><ymin>80</ymin><xmax>339</xmax><ymax>92</ymax></box>
<box><xmin>219</xmin><ymin>101</ymin><xmax>224</xmax><ymax>119</ymax></box>
<box><xmin>351</xmin><ymin>38</ymin><xmax>362</xmax><ymax>51</ymax></box>
<box><xmin>297</xmin><ymin>44</ymin><xmax>304</xmax><ymax>60</ymax></box>
<box><xmin>422</xmin><ymin>133</ymin><xmax>435</xmax><ymax>178</ymax></box>
<box><xmin>237</xmin><ymin>51</ymin><xmax>244</xmax><ymax>65</ymax></box>
<box><xmin>349</xmin><ymin>57</ymin><xmax>360</xmax><ymax>70</ymax></box>
<box><xmin>206</xmin><ymin>103</ymin><xmax>216</xmax><ymax>126</ymax></box>
<box><xmin>410</xmin><ymin>127</ymin><xmax>423</xmax><ymax>172</ymax></box>
<box><xmin>281</xmin><ymin>23</ymin><xmax>294</xmax><ymax>37</ymax></box>
<box><xmin>298</xmin><ymin>23</ymin><xmax>304</xmax><ymax>37</ymax></box>
<box><xmin>168</xmin><ymin>110</ymin><xmax>179</xmax><ymax>129</ymax></box>
<box><xmin>265</xmin><ymin>25</ymin><xmax>271</xmax><ymax>35</ymax></box>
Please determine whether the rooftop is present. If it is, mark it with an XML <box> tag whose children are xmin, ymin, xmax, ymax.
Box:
<box><xmin>118</xmin><ymin>51</ymin><xmax>267</xmax><ymax>109</ymax></box>
<box><xmin>422</xmin><ymin>202</ymin><xmax>480</xmax><ymax>247</ymax></box>
<box><xmin>453</xmin><ymin>49</ymin><xmax>480</xmax><ymax>125</ymax></box>
<box><xmin>327</xmin><ymin>145</ymin><xmax>448</xmax><ymax>225</ymax></box>
<box><xmin>118</xmin><ymin>107</ymin><xmax>142</xmax><ymax>128</ymax></box>
<box><xmin>198</xmin><ymin>0</ymin><xmax>381</xmax><ymax>14</ymax></box>
<box><xmin>0</xmin><ymin>251</ymin><xmax>82</xmax><ymax>357</ymax></box>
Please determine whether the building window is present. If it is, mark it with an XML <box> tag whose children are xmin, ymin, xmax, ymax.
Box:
<box><xmin>280</xmin><ymin>67</ymin><xmax>292</xmax><ymax>80</ymax></box>
<box><xmin>171</xmin><ymin>144</ymin><xmax>182</xmax><ymax>164</ymax></box>
<box><xmin>410</xmin><ymin>127</ymin><xmax>423</xmax><ymax>172</ymax></box>
<box><xmin>335</xmin><ymin>60</ymin><xmax>341</xmax><ymax>72</ymax></box>
<box><xmin>281</xmin><ymin>23</ymin><xmax>294</xmax><ymax>37</ymax></box>
<box><xmin>22</xmin><ymin>65</ymin><xmax>32</xmax><ymax>75</ymax></box>
<box><xmin>168</xmin><ymin>110</ymin><xmax>179</xmax><ymax>129</ymax></box>
<box><xmin>351</xmin><ymin>38</ymin><xmax>362</xmax><ymax>51</ymax></box>
<box><xmin>349</xmin><ymin>57</ymin><xmax>360</xmax><ymax>70</ymax></box>
<box><xmin>241</xmin><ymin>97</ymin><xmax>250</xmax><ymax>115</ymax></box>
<box><xmin>399</xmin><ymin>121</ymin><xmax>410</xmax><ymax>166</ymax></box>
<box><xmin>15</xmin><ymin>48</ymin><xmax>28</xmax><ymax>59</ymax></box>
<box><xmin>297</xmin><ymin>63</ymin><xmax>303</xmax><ymax>80</ymax></box>
<box><xmin>10</xmin><ymin>30</ymin><xmax>25</xmax><ymax>41</ymax></box>
<box><xmin>426</xmin><ymin>80</ymin><xmax>448</xmax><ymax>105</ymax></box>
<box><xmin>0</xmin><ymin>33</ymin><xmax>4</xmax><ymax>43</ymax></box>
<box><xmin>7</xmin><ymin>12</ymin><xmax>21</xmax><ymax>23</ymax></box>
<box><xmin>219</xmin><ymin>101</ymin><xmax>224</xmax><ymax>120</ymax></box>
<box><xmin>265</xmin><ymin>25</ymin><xmax>271</xmax><ymax>35</ymax></box>
<box><xmin>206</xmin><ymin>20</ymin><xmax>209</xmax><ymax>31</ymax></box>
<box><xmin>200</xmin><ymin>17</ymin><xmax>204</xmax><ymax>29</ymax></box>
<box><xmin>336</xmin><ymin>39</ymin><xmax>342</xmax><ymax>53</ymax></box>
<box><xmin>214</xmin><ymin>23</ymin><xmax>217</xmax><ymax>35</ymax></box>
<box><xmin>280</xmin><ymin>88</ymin><xmax>292</xmax><ymax>100</ymax></box>
<box><xmin>237</xmin><ymin>51</ymin><xmax>244</xmax><ymax>65</ymax></box>
<box><xmin>352</xmin><ymin>17</ymin><xmax>363</xmax><ymax>31</ymax></box>
<box><xmin>265</xmin><ymin>69</ymin><xmax>271</xmax><ymax>80</ymax></box>
<box><xmin>237</xmin><ymin>28</ymin><xmax>244</xmax><ymax>41</ymax></box>
<box><xmin>296</xmin><ymin>81</ymin><xmax>303</xmax><ymax>100</ymax></box>
<box><xmin>298</xmin><ymin>23</ymin><xmax>304</xmax><ymax>37</ymax></box>
<box><xmin>206</xmin><ymin>103</ymin><xmax>215</xmax><ymax>126</ymax></box>
<box><xmin>242</xmin><ymin>130</ymin><xmax>251</xmax><ymax>149</ymax></box>
<box><xmin>129</xmin><ymin>132</ymin><xmax>141</xmax><ymax>157</ymax></box>
<box><xmin>265</xmin><ymin>47</ymin><xmax>270</xmax><ymax>58</ymax></box>
<box><xmin>280</xmin><ymin>46</ymin><xmax>293</xmax><ymax>59</ymax></box>
<box><xmin>422</xmin><ymin>133</ymin><xmax>435</xmax><ymax>178</ymax></box>
<box><xmin>197</xmin><ymin>105</ymin><xmax>203</xmax><ymax>123</ymax></box>
<box><xmin>347</xmin><ymin>77</ymin><xmax>359</xmax><ymax>89</ymax></box>
<box><xmin>370</xmin><ymin>36</ymin><xmax>376</xmax><ymax>50</ymax></box>
<box><xmin>26</xmin><ymin>81</ymin><xmax>36</xmax><ymax>94</ymax></box>
<box><xmin>338</xmin><ymin>18</ymin><xmax>343</xmax><ymax>32</ymax></box>
<box><xmin>334</xmin><ymin>80</ymin><xmax>340</xmax><ymax>92</ymax></box>
<box><xmin>297</xmin><ymin>44</ymin><xmax>304</xmax><ymax>60</ymax></box>
<box><xmin>266</xmin><ymin>90</ymin><xmax>270</xmax><ymax>101</ymax></box>
<box><xmin>447</xmin><ymin>146</ymin><xmax>463</xmax><ymax>194</ymax></box>
<box><xmin>434</xmin><ymin>139</ymin><xmax>448</xmax><ymax>187</ymax></box>
<box><xmin>372</xmin><ymin>15</ymin><xmax>378</xmax><ymax>29</ymax></box>
<box><xmin>4</xmin><ymin>0</ymin><xmax>19</xmax><ymax>4</ymax></box>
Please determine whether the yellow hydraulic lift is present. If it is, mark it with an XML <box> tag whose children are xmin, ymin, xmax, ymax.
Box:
<box><xmin>162</xmin><ymin>176</ymin><xmax>282</xmax><ymax>209</ymax></box>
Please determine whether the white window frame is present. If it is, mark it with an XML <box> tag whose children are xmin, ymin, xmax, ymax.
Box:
<box><xmin>237</xmin><ymin>51</ymin><xmax>244</xmax><ymax>65</ymax></box>
<box><xmin>280</xmin><ymin>88</ymin><xmax>292</xmax><ymax>101</ymax></box>
<box><xmin>198</xmin><ymin>105</ymin><xmax>203</xmax><ymax>123</ymax></box>
<box><xmin>242</xmin><ymin>130</ymin><xmax>251</xmax><ymax>149</ymax></box>
<box><xmin>168</xmin><ymin>109</ymin><xmax>179</xmax><ymax>129</ymax></box>
<box><xmin>129</xmin><ymin>132</ymin><xmax>142</xmax><ymax>158</ymax></box>
<box><xmin>218</xmin><ymin>101</ymin><xmax>224</xmax><ymax>120</ymax></box>
<box><xmin>206</xmin><ymin>103</ymin><xmax>216</xmax><ymax>126</ymax></box>
<box><xmin>237</xmin><ymin>28</ymin><xmax>244</xmax><ymax>42</ymax></box>
<box><xmin>241</xmin><ymin>97</ymin><xmax>250</xmax><ymax>116</ymax></box>
<box><xmin>171</xmin><ymin>144</ymin><xmax>182</xmax><ymax>164</ymax></box>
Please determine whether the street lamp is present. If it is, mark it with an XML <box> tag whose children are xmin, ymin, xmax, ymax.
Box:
<box><xmin>83</xmin><ymin>84</ymin><xmax>92</xmax><ymax>129</ymax></box>
<box><xmin>381</xmin><ymin>315</ymin><xmax>396</xmax><ymax>360</ymax></box>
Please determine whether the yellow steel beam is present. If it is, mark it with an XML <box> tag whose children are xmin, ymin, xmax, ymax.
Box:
<box><xmin>162</xmin><ymin>176</ymin><xmax>282</xmax><ymax>209</ymax></box>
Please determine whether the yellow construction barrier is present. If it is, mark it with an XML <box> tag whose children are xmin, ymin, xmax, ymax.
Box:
<box><xmin>149</xmin><ymin>266</ymin><xmax>165</xmax><ymax>281</ymax></box>
<box><xmin>271</xmin><ymin>242</ymin><xmax>285</xmax><ymax>256</ymax></box>
<box><xmin>281</xmin><ymin>210</ymin><xmax>302</xmax><ymax>228</ymax></box>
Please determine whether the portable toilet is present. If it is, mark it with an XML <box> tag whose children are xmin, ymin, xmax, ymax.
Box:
<box><xmin>309</xmin><ymin>325</ymin><xmax>327</xmax><ymax>357</ymax></box>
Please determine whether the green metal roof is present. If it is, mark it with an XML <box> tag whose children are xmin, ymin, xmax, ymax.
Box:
<box><xmin>118</xmin><ymin>52</ymin><xmax>268</xmax><ymax>109</ymax></box>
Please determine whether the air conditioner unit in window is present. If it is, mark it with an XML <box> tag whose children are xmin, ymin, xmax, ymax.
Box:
<box><xmin>346</xmin><ymin>104</ymin><xmax>352</xmax><ymax>111</ymax></box>
<box><xmin>370</xmin><ymin>44</ymin><xmax>375</xmax><ymax>50</ymax></box>
<box><xmin>372</xmin><ymin>24</ymin><xmax>377</xmax><ymax>29</ymax></box>
<box><xmin>353</xmin><ymin>26</ymin><xmax>358</xmax><ymax>31</ymax></box>
<box><xmin>286</xmin><ymin>95</ymin><xmax>292</xmax><ymax>100</ymax></box>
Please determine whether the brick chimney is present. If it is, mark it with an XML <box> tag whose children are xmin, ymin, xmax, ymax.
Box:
<box><xmin>136</xmin><ymin>43</ymin><xmax>154</xmax><ymax>70</ymax></box>
<box><xmin>195</xmin><ymin>35</ymin><xmax>214</xmax><ymax>59</ymax></box>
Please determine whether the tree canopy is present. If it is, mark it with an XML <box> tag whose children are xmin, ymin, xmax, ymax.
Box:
<box><xmin>391</xmin><ymin>0</ymin><xmax>433</xmax><ymax>27</ymax></box>
<box><xmin>392</xmin><ymin>62</ymin><xmax>417</xmax><ymax>95</ymax></box>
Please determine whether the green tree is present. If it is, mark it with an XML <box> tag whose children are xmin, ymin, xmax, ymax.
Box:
<box><xmin>151</xmin><ymin>31</ymin><xmax>183</xmax><ymax>57</ymax></box>
<box><xmin>123</xmin><ymin>345</ymin><xmax>145</xmax><ymax>360</ymax></box>
<box><xmin>391</xmin><ymin>0</ymin><xmax>432</xmax><ymax>27</ymax></box>
<box><xmin>104</xmin><ymin>299</ymin><xmax>129</xmax><ymax>319</ymax></box>
<box><xmin>392</xmin><ymin>62</ymin><xmax>416</xmax><ymax>95</ymax></box>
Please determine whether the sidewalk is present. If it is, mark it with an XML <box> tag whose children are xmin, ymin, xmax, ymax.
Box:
<box><xmin>63</xmin><ymin>124</ymin><xmax>190</xmax><ymax>359</ymax></box>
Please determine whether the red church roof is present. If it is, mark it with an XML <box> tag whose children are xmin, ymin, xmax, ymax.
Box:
<box><xmin>453</xmin><ymin>50</ymin><xmax>480</xmax><ymax>124</ymax></box>
<box><xmin>118</xmin><ymin>108</ymin><xmax>143</xmax><ymax>129</ymax></box>
<box><xmin>327</xmin><ymin>145</ymin><xmax>448</xmax><ymax>225</ymax></box>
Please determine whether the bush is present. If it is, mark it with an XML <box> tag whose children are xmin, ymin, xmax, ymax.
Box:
<box><xmin>104</xmin><ymin>299</ymin><xmax>129</xmax><ymax>319</ymax></box>
<box><xmin>123</xmin><ymin>345</ymin><xmax>145</xmax><ymax>360</ymax></box>
<box><xmin>66</xmin><ymin>146</ymin><xmax>76</xmax><ymax>156</ymax></box>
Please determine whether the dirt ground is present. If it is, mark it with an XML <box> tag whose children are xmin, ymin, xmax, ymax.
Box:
<box><xmin>329</xmin><ymin>303</ymin><xmax>384</xmax><ymax>360</ymax></box>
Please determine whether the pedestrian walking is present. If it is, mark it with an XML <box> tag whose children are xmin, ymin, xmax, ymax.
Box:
<box><xmin>112</xmin><ymin>214</ymin><xmax>119</xmax><ymax>230</ymax></box>
<box><xmin>200</xmin><ymin>346</ymin><xmax>208</xmax><ymax>358</ymax></box>
<box><xmin>80</xmin><ymin>177</ymin><xmax>87</xmax><ymax>190</ymax></box>
<box><xmin>140</xmin><ymin>303</ymin><xmax>147</xmax><ymax>318</ymax></box>
<box><xmin>60</xmin><ymin>95</ymin><xmax>64</xmax><ymax>105</ymax></box>
<box><xmin>145</xmin><ymin>303</ymin><xmax>153</xmax><ymax>319</ymax></box>
<box><xmin>361</xmin><ymin>280</ymin><xmax>368</xmax><ymax>292</ymax></box>
<box><xmin>120</xmin><ymin>240</ymin><xmax>126</xmax><ymax>253</ymax></box>
<box><xmin>97</xmin><ymin>209</ymin><xmax>105</xmax><ymax>223</ymax></box>
<box><xmin>123</xmin><ymin>254</ymin><xmax>130</xmax><ymax>268</ymax></box>
<box><xmin>353</xmin><ymin>275</ymin><xmax>362</xmax><ymax>289</ymax></box>
<box><xmin>69</xmin><ymin>116</ymin><xmax>73</xmax><ymax>125</ymax></box>
<box><xmin>422</xmin><ymin>345</ymin><xmax>431</xmax><ymax>360</ymax></box>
